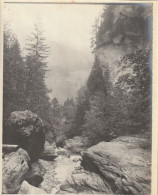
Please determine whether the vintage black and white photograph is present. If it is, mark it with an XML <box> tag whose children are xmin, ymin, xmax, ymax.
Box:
<box><xmin>2</xmin><ymin>1</ymin><xmax>153</xmax><ymax>194</ymax></box>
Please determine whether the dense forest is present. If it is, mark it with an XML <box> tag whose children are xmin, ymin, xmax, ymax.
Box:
<box><xmin>3</xmin><ymin>23</ymin><xmax>52</xmax><ymax>122</ymax></box>
<box><xmin>3</xmin><ymin>5</ymin><xmax>152</xmax><ymax>148</ymax></box>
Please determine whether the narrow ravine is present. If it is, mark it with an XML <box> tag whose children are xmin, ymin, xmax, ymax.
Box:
<box><xmin>39</xmin><ymin>153</ymin><xmax>81</xmax><ymax>193</ymax></box>
<box><xmin>2</xmin><ymin>4</ymin><xmax>152</xmax><ymax>195</ymax></box>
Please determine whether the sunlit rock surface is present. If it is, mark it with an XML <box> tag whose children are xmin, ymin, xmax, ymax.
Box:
<box><xmin>2</xmin><ymin>148</ymin><xmax>30</xmax><ymax>194</ymax></box>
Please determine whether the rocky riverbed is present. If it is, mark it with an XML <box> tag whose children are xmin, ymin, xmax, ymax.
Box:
<box><xmin>2</xmin><ymin>111</ymin><xmax>151</xmax><ymax>194</ymax></box>
<box><xmin>3</xmin><ymin>136</ymin><xmax>151</xmax><ymax>194</ymax></box>
<box><xmin>39</xmin><ymin>155</ymin><xmax>81</xmax><ymax>193</ymax></box>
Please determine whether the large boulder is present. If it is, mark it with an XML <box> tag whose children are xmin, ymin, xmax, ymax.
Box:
<box><xmin>4</xmin><ymin>110</ymin><xmax>45</xmax><ymax>161</ymax></box>
<box><xmin>25</xmin><ymin>160</ymin><xmax>46</xmax><ymax>187</ymax></box>
<box><xmin>40</xmin><ymin>145</ymin><xmax>58</xmax><ymax>161</ymax></box>
<box><xmin>59</xmin><ymin>136</ymin><xmax>151</xmax><ymax>194</ymax></box>
<box><xmin>2</xmin><ymin>148</ymin><xmax>30</xmax><ymax>194</ymax></box>
<box><xmin>18</xmin><ymin>181</ymin><xmax>47</xmax><ymax>194</ymax></box>
<box><xmin>64</xmin><ymin>136</ymin><xmax>89</xmax><ymax>154</ymax></box>
<box><xmin>81</xmin><ymin>136</ymin><xmax>151</xmax><ymax>195</ymax></box>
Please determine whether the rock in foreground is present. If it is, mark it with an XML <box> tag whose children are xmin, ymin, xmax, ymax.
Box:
<box><xmin>25</xmin><ymin>160</ymin><xmax>46</xmax><ymax>187</ymax></box>
<box><xmin>4</xmin><ymin>110</ymin><xmax>45</xmax><ymax>161</ymax></box>
<box><xmin>2</xmin><ymin>148</ymin><xmax>30</xmax><ymax>194</ymax></box>
<box><xmin>60</xmin><ymin>136</ymin><xmax>151</xmax><ymax>195</ymax></box>
<box><xmin>18</xmin><ymin>181</ymin><xmax>47</xmax><ymax>194</ymax></box>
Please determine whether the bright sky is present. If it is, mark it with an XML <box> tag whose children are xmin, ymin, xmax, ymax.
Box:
<box><xmin>3</xmin><ymin>3</ymin><xmax>104</xmax><ymax>103</ymax></box>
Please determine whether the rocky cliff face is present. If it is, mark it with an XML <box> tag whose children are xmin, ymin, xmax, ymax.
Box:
<box><xmin>95</xmin><ymin>4</ymin><xmax>152</xmax><ymax>90</ymax></box>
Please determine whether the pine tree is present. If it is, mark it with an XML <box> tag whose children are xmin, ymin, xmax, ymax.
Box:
<box><xmin>73</xmin><ymin>86</ymin><xmax>89</xmax><ymax>137</ymax></box>
<box><xmin>26</xmin><ymin>23</ymin><xmax>49</xmax><ymax>63</ymax></box>
<box><xmin>24</xmin><ymin>23</ymin><xmax>51</xmax><ymax>122</ymax></box>
<box><xmin>51</xmin><ymin>98</ymin><xmax>61</xmax><ymax>118</ymax></box>
<box><xmin>87</xmin><ymin>56</ymin><xmax>107</xmax><ymax>97</ymax></box>
<box><xmin>62</xmin><ymin>98</ymin><xmax>75</xmax><ymax>121</ymax></box>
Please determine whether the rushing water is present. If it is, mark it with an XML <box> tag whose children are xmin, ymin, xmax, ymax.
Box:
<box><xmin>39</xmin><ymin>154</ymin><xmax>81</xmax><ymax>193</ymax></box>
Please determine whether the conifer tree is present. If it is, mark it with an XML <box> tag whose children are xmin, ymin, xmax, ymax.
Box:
<box><xmin>24</xmin><ymin>23</ymin><xmax>51</xmax><ymax>122</ymax></box>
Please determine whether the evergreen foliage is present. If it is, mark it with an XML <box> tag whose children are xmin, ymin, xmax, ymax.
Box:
<box><xmin>3</xmin><ymin>25</ymin><xmax>26</xmax><ymax>119</ymax></box>
<box><xmin>3</xmin><ymin>23</ymin><xmax>53</xmax><ymax>126</ymax></box>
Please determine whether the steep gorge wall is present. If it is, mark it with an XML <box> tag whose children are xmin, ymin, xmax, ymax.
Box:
<box><xmin>95</xmin><ymin>4</ymin><xmax>152</xmax><ymax>89</ymax></box>
<box><xmin>82</xmin><ymin>4</ymin><xmax>153</xmax><ymax>139</ymax></box>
